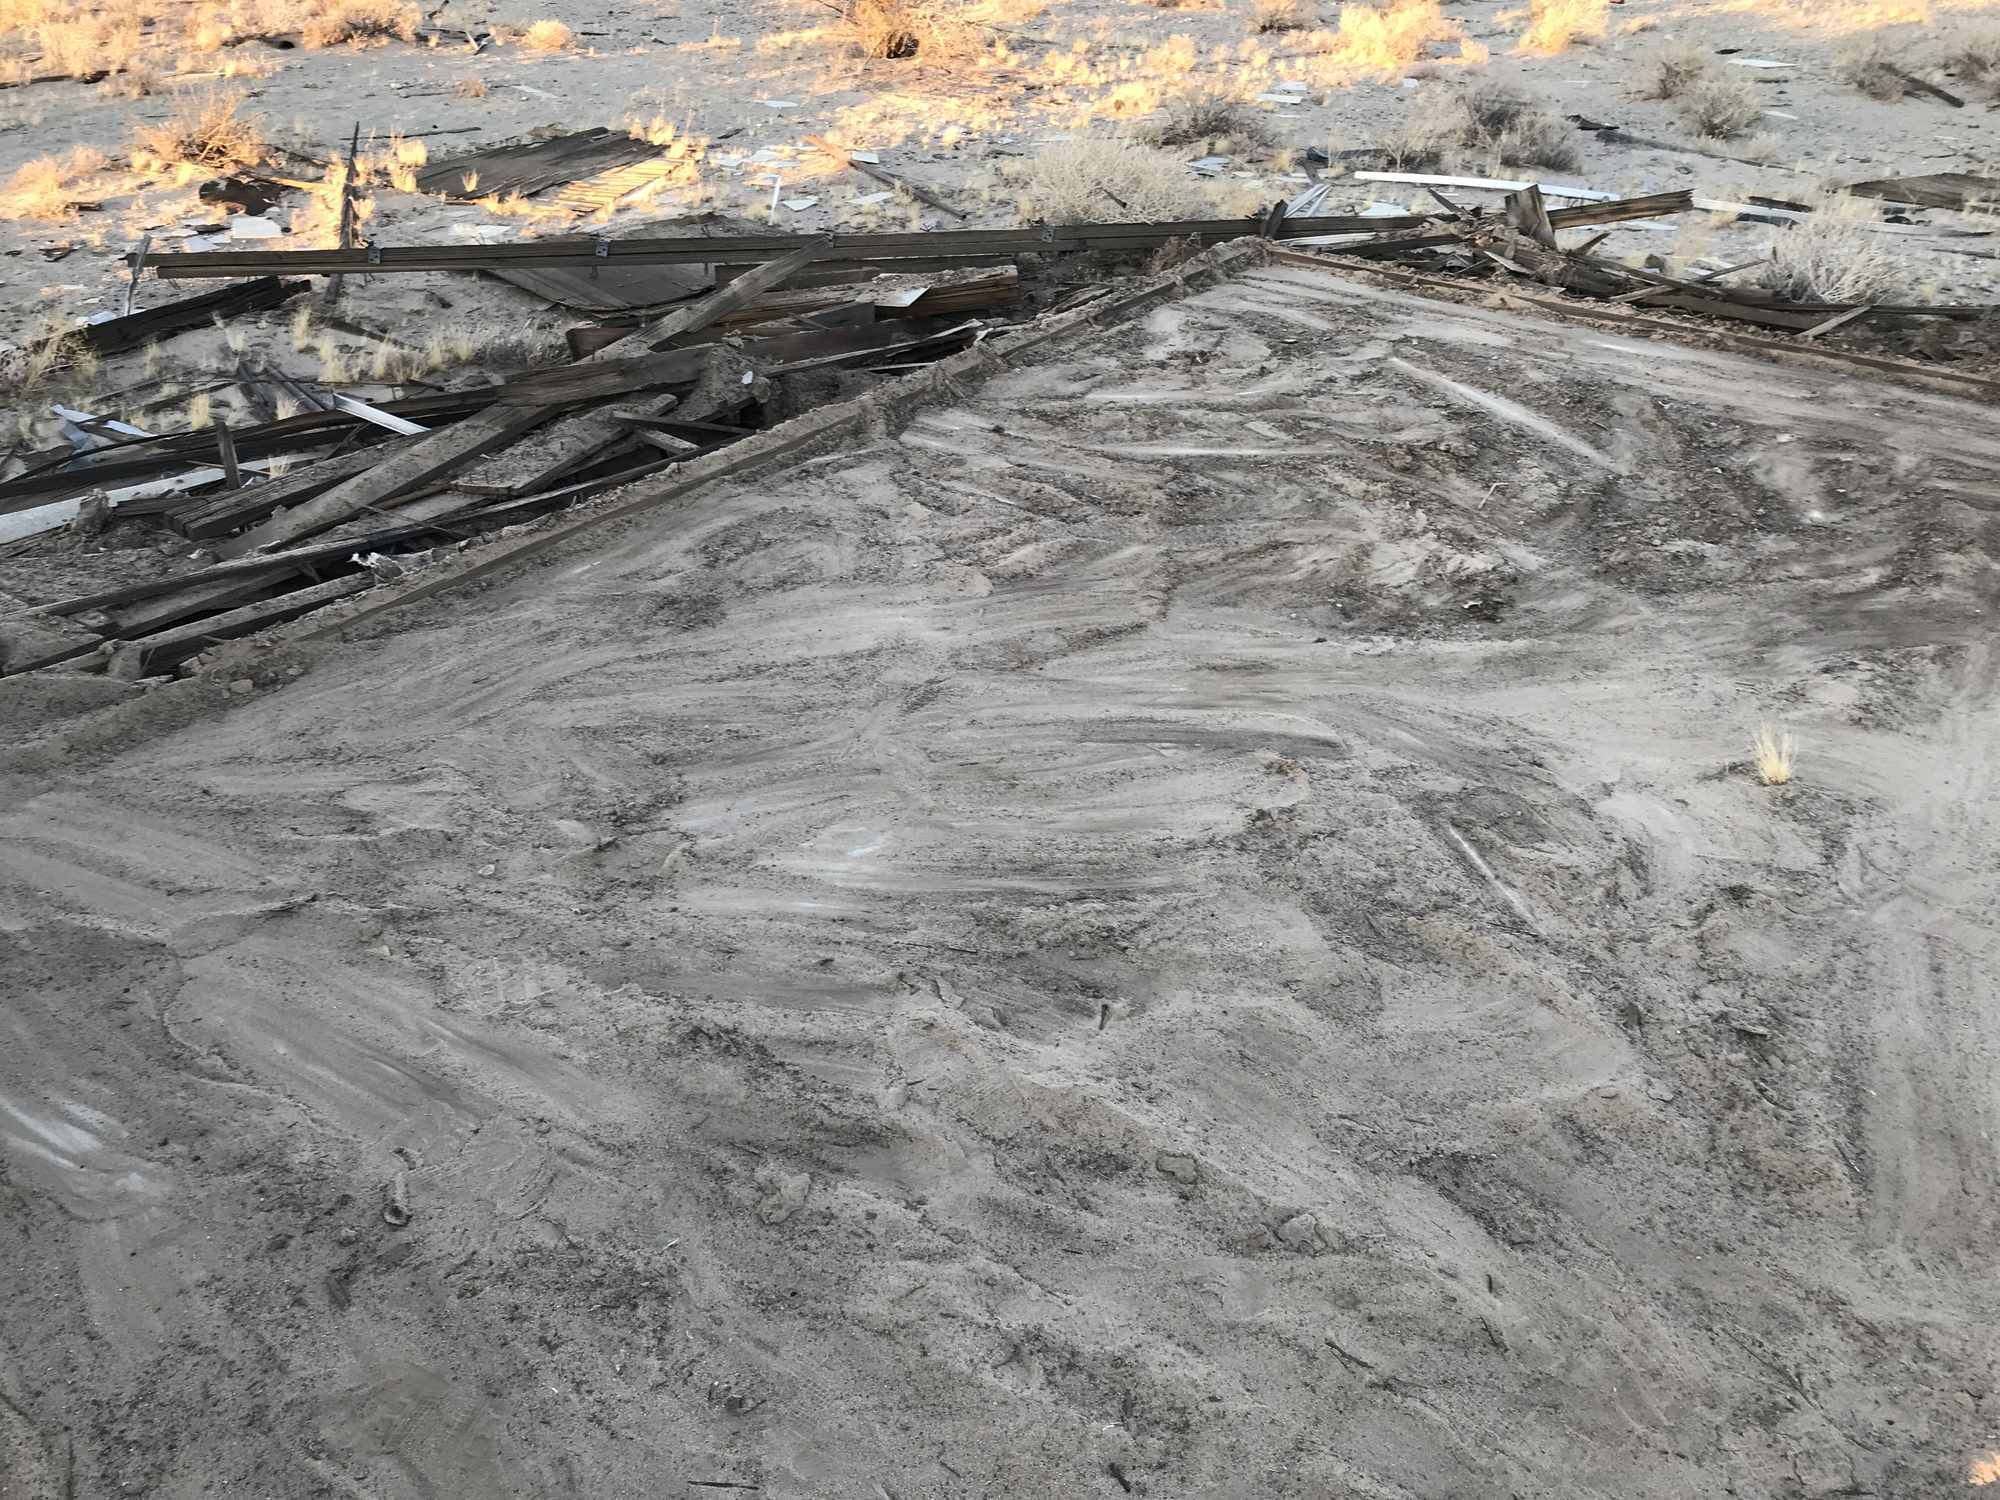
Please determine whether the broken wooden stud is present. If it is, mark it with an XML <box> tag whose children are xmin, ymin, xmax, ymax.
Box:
<box><xmin>214</xmin><ymin>421</ymin><xmax>242</xmax><ymax>490</ymax></box>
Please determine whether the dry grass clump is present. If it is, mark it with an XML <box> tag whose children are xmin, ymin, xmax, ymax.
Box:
<box><xmin>1836</xmin><ymin>38</ymin><xmax>1907</xmax><ymax>99</ymax></box>
<box><xmin>839</xmin><ymin>0</ymin><xmax>978</xmax><ymax>60</ymax></box>
<box><xmin>1318</xmin><ymin>0</ymin><xmax>1464</xmax><ymax>82</ymax></box>
<box><xmin>1674</xmin><ymin>73</ymin><xmax>1763</xmax><ymax>137</ymax></box>
<box><xmin>133</xmin><ymin>90</ymin><xmax>266</xmax><ymax>175</ymax></box>
<box><xmin>1014</xmin><ymin>136</ymin><xmax>1220</xmax><ymax>223</ymax></box>
<box><xmin>0</xmin><ymin>146</ymin><xmax>107</xmax><ymax>221</ymax></box>
<box><xmin>0</xmin><ymin>315</ymin><xmax>97</xmax><ymax>400</ymax></box>
<box><xmin>1135</xmin><ymin>88</ymin><xmax>1275</xmax><ymax>150</ymax></box>
<box><xmin>300</xmin><ymin>0</ymin><xmax>419</xmax><ymax>47</ymax></box>
<box><xmin>1750</xmin><ymin>726</ymin><xmax>1795</xmax><ymax>785</ymax></box>
<box><xmin>97</xmin><ymin>64</ymin><xmax>160</xmax><ymax>98</ymax></box>
<box><xmin>518</xmin><ymin>17</ymin><xmax>573</xmax><ymax>52</ymax></box>
<box><xmin>1941</xmin><ymin>27</ymin><xmax>2000</xmax><ymax>86</ymax></box>
<box><xmin>1516</xmin><ymin>0</ymin><xmax>1607</xmax><ymax>55</ymax></box>
<box><xmin>1761</xmin><ymin>196</ymin><xmax>1903</xmax><ymax>304</ymax></box>
<box><xmin>10</xmin><ymin>8</ymin><xmax>146</xmax><ymax>79</ymax></box>
<box><xmin>1253</xmin><ymin>0</ymin><xmax>1314</xmax><ymax>32</ymax></box>
<box><xmin>1642</xmin><ymin>42</ymin><xmax>1709</xmax><ymax>99</ymax></box>
<box><xmin>1390</xmin><ymin>83</ymin><xmax>1578</xmax><ymax>170</ymax></box>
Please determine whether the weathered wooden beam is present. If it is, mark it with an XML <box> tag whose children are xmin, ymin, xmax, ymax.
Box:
<box><xmin>113</xmin><ymin>573</ymin><xmax>377</xmax><ymax>673</ymax></box>
<box><xmin>214</xmin><ymin>402</ymin><xmax>554</xmax><ymax>557</ymax></box>
<box><xmin>144</xmin><ymin>214</ymin><xmax>1524</xmax><ymax>280</ymax></box>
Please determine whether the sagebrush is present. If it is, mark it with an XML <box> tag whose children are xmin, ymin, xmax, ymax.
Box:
<box><xmin>1135</xmin><ymin>89</ymin><xmax>1274</xmax><ymax>150</ymax></box>
<box><xmin>1517</xmin><ymin>0</ymin><xmax>1606</xmax><ymax>55</ymax></box>
<box><xmin>839</xmin><ymin>0</ymin><xmax>978</xmax><ymax>60</ymax></box>
<box><xmin>1761</xmin><ymin>197</ymin><xmax>1903</xmax><ymax>304</ymax></box>
<box><xmin>132</xmin><ymin>90</ymin><xmax>266</xmax><ymax>174</ymax></box>
<box><xmin>1015</xmin><ymin>136</ymin><xmax>1224</xmax><ymax>223</ymax></box>
<box><xmin>1642</xmin><ymin>42</ymin><xmax>1709</xmax><ymax>99</ymax></box>
<box><xmin>1390</xmin><ymin>83</ymin><xmax>1577</xmax><ymax>171</ymax></box>
<box><xmin>1675</xmin><ymin>74</ymin><xmax>1762</xmax><ymax>137</ymax></box>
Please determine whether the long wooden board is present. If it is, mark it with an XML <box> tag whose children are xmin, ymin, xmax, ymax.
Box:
<box><xmin>145</xmin><ymin>197</ymin><xmax>1693</xmax><ymax>280</ymax></box>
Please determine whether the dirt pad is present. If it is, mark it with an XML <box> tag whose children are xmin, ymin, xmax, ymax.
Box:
<box><xmin>4</xmin><ymin>258</ymin><xmax>1999</xmax><ymax>1498</ymax></box>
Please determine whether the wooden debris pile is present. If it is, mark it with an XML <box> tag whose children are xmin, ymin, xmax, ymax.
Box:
<box><xmin>1310</xmin><ymin>184</ymin><xmax>1994</xmax><ymax>339</ymax></box>
<box><xmin>0</xmin><ymin>241</ymin><xmax>1015</xmax><ymax>681</ymax></box>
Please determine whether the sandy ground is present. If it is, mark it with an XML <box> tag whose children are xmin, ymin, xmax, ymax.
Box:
<box><xmin>2</xmin><ymin>249</ymin><xmax>1997</xmax><ymax>1496</ymax></box>
<box><xmin>5</xmin><ymin>0</ymin><xmax>2000</xmax><ymax>409</ymax></box>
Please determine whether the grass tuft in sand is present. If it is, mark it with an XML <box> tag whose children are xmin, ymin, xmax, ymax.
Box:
<box><xmin>1751</xmin><ymin>726</ymin><xmax>1795</xmax><ymax>785</ymax></box>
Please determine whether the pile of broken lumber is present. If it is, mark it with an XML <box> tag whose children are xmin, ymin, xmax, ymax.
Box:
<box><xmin>1301</xmin><ymin>183</ymin><xmax>1992</xmax><ymax>339</ymax></box>
<box><xmin>1</xmin><ymin>241</ymin><xmax>1010</xmax><ymax>680</ymax></box>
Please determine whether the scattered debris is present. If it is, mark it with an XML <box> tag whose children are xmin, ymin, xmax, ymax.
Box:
<box><xmin>1286</xmin><ymin>185</ymin><xmax>1983</xmax><ymax>339</ymax></box>
<box><xmin>806</xmin><ymin>134</ymin><xmax>968</xmax><ymax>220</ymax></box>
<box><xmin>413</xmin><ymin>127</ymin><xmax>668</xmax><ymax>203</ymax></box>
<box><xmin>1843</xmin><ymin>172</ymin><xmax>2000</xmax><ymax>212</ymax></box>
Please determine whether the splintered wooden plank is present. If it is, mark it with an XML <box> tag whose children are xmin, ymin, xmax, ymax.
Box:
<box><xmin>455</xmin><ymin>243</ymin><xmax>828</xmax><ymax>495</ymax></box>
<box><xmin>453</xmin><ymin>406</ymin><xmax>660</xmax><ymax>498</ymax></box>
<box><xmin>216</xmin><ymin>403</ymin><xmax>555</xmax><ymax>557</ymax></box>
<box><xmin>118</xmin><ymin>573</ymin><xmax>375</xmax><ymax>672</ymax></box>
<box><xmin>168</xmin><ymin>440</ymin><xmax>401</xmax><ymax>538</ymax></box>
<box><xmin>1844</xmin><ymin>172</ymin><xmax>2000</xmax><ymax>211</ymax></box>
<box><xmin>79</xmin><ymin>277</ymin><xmax>307</xmax><ymax>356</ymax></box>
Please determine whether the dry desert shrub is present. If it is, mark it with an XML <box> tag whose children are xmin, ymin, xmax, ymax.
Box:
<box><xmin>0</xmin><ymin>310</ymin><xmax>99</xmax><ymax>400</ymax></box>
<box><xmin>300</xmin><ymin>0</ymin><xmax>419</xmax><ymax>47</ymax></box>
<box><xmin>518</xmin><ymin>18</ymin><xmax>573</xmax><ymax>51</ymax></box>
<box><xmin>840</xmin><ymin>0</ymin><xmax>978</xmax><ymax>60</ymax></box>
<box><xmin>133</xmin><ymin>90</ymin><xmax>266</xmax><ymax>174</ymax></box>
<box><xmin>1390</xmin><ymin>83</ymin><xmax>1577</xmax><ymax>170</ymax></box>
<box><xmin>1316</xmin><ymin>0</ymin><xmax>1464</xmax><ymax>82</ymax></box>
<box><xmin>0</xmin><ymin>146</ymin><xmax>107</xmax><ymax>220</ymax></box>
<box><xmin>1941</xmin><ymin>27</ymin><xmax>2000</xmax><ymax>86</ymax></box>
<box><xmin>1135</xmin><ymin>88</ymin><xmax>1274</xmax><ymax>150</ymax></box>
<box><xmin>1836</xmin><ymin>38</ymin><xmax>1907</xmax><ymax>99</ymax></box>
<box><xmin>1015</xmin><ymin>136</ymin><xmax>1219</xmax><ymax>222</ymax></box>
<box><xmin>1750</xmin><ymin>726</ymin><xmax>1795</xmax><ymax>785</ymax></box>
<box><xmin>451</xmin><ymin>75</ymin><xmax>487</xmax><ymax>97</ymax></box>
<box><xmin>10</xmin><ymin>10</ymin><xmax>147</xmax><ymax>78</ymax></box>
<box><xmin>96</xmin><ymin>64</ymin><xmax>160</xmax><ymax>97</ymax></box>
<box><xmin>1761</xmin><ymin>197</ymin><xmax>1903</xmax><ymax>303</ymax></box>
<box><xmin>1674</xmin><ymin>73</ymin><xmax>1762</xmax><ymax>137</ymax></box>
<box><xmin>1516</xmin><ymin>0</ymin><xmax>1606</xmax><ymax>55</ymax></box>
<box><xmin>1253</xmin><ymin>0</ymin><xmax>1314</xmax><ymax>32</ymax></box>
<box><xmin>1642</xmin><ymin>42</ymin><xmax>1709</xmax><ymax>99</ymax></box>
